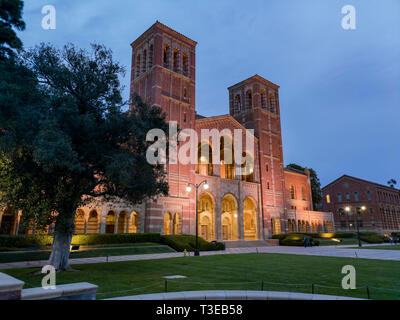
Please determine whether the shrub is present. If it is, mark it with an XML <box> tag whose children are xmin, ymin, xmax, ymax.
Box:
<box><xmin>359</xmin><ymin>232</ymin><xmax>385</xmax><ymax>244</ymax></box>
<box><xmin>161</xmin><ymin>235</ymin><xmax>224</xmax><ymax>252</ymax></box>
<box><xmin>333</xmin><ymin>232</ymin><xmax>356</xmax><ymax>238</ymax></box>
<box><xmin>0</xmin><ymin>233</ymin><xmax>161</xmax><ymax>248</ymax></box>
<box><xmin>278</xmin><ymin>234</ymin><xmax>319</xmax><ymax>246</ymax></box>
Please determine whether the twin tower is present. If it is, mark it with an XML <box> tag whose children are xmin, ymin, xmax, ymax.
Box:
<box><xmin>130</xmin><ymin>21</ymin><xmax>286</xmax><ymax>238</ymax></box>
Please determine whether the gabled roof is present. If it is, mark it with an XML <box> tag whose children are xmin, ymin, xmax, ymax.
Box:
<box><xmin>195</xmin><ymin>114</ymin><xmax>258</xmax><ymax>142</ymax></box>
<box><xmin>228</xmin><ymin>74</ymin><xmax>280</xmax><ymax>91</ymax></box>
<box><xmin>322</xmin><ymin>174</ymin><xmax>400</xmax><ymax>192</ymax></box>
<box><xmin>131</xmin><ymin>21</ymin><xmax>197</xmax><ymax>48</ymax></box>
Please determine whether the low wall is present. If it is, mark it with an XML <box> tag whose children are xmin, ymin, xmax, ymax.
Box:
<box><xmin>106</xmin><ymin>290</ymin><xmax>363</xmax><ymax>300</ymax></box>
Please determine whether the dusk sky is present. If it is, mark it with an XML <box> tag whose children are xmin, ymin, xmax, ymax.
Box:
<box><xmin>19</xmin><ymin>0</ymin><xmax>400</xmax><ymax>188</ymax></box>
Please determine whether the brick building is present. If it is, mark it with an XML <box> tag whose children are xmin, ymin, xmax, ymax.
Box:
<box><xmin>0</xmin><ymin>21</ymin><xmax>334</xmax><ymax>240</ymax></box>
<box><xmin>321</xmin><ymin>175</ymin><xmax>400</xmax><ymax>235</ymax></box>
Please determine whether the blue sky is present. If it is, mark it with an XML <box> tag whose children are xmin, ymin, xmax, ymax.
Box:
<box><xmin>20</xmin><ymin>0</ymin><xmax>400</xmax><ymax>187</ymax></box>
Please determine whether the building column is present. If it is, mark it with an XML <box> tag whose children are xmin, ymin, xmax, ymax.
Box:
<box><xmin>126</xmin><ymin>213</ymin><xmax>131</xmax><ymax>233</ymax></box>
<box><xmin>239</xmin><ymin>201</ymin><xmax>244</xmax><ymax>241</ymax></box>
<box><xmin>84</xmin><ymin>218</ymin><xmax>88</xmax><ymax>235</ymax></box>
<box><xmin>99</xmin><ymin>208</ymin><xmax>107</xmax><ymax>234</ymax></box>
<box><xmin>114</xmin><ymin>212</ymin><xmax>119</xmax><ymax>234</ymax></box>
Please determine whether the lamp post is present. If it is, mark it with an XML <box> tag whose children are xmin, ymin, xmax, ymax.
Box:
<box><xmin>186</xmin><ymin>180</ymin><xmax>209</xmax><ymax>256</ymax></box>
<box><xmin>345</xmin><ymin>206</ymin><xmax>366</xmax><ymax>247</ymax></box>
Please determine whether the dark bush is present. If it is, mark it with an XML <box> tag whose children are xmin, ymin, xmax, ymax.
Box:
<box><xmin>0</xmin><ymin>233</ymin><xmax>162</xmax><ymax>248</ymax></box>
<box><xmin>161</xmin><ymin>235</ymin><xmax>224</xmax><ymax>252</ymax></box>
<box><xmin>359</xmin><ymin>232</ymin><xmax>385</xmax><ymax>244</ymax></box>
<box><xmin>278</xmin><ymin>234</ymin><xmax>320</xmax><ymax>246</ymax></box>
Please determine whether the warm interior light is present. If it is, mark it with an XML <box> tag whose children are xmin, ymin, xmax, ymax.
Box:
<box><xmin>234</xmin><ymin>213</ymin><xmax>238</xmax><ymax>218</ymax></box>
<box><xmin>361</xmin><ymin>206</ymin><xmax>366</xmax><ymax>211</ymax></box>
<box><xmin>203</xmin><ymin>182</ymin><xmax>209</xmax><ymax>190</ymax></box>
<box><xmin>200</xmin><ymin>156</ymin><xmax>207</xmax><ymax>163</ymax></box>
<box><xmin>345</xmin><ymin>207</ymin><xmax>351</xmax><ymax>212</ymax></box>
<box><xmin>186</xmin><ymin>185</ymin><xmax>192</xmax><ymax>192</ymax></box>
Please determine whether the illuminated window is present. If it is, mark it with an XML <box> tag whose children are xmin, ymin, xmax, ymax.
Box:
<box><xmin>163</xmin><ymin>44</ymin><xmax>170</xmax><ymax>68</ymax></box>
<box><xmin>326</xmin><ymin>194</ymin><xmax>331</xmax><ymax>203</ymax></box>
<box><xmin>246</xmin><ymin>90</ymin><xmax>253</xmax><ymax>108</ymax></box>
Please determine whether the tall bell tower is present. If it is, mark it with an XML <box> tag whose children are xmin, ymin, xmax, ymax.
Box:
<box><xmin>130</xmin><ymin>21</ymin><xmax>198</xmax><ymax>233</ymax></box>
<box><xmin>228</xmin><ymin>75</ymin><xmax>286</xmax><ymax>234</ymax></box>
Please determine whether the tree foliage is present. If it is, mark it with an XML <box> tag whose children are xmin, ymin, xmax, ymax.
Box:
<box><xmin>0</xmin><ymin>0</ymin><xmax>26</xmax><ymax>60</ymax></box>
<box><xmin>0</xmin><ymin>43</ymin><xmax>169</xmax><ymax>269</ymax></box>
<box><xmin>286</xmin><ymin>163</ymin><xmax>322</xmax><ymax>210</ymax></box>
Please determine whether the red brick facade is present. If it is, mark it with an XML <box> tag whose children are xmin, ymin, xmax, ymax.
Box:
<box><xmin>321</xmin><ymin>175</ymin><xmax>400</xmax><ymax>234</ymax></box>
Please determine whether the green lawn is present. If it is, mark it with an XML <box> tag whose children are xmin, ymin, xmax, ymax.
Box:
<box><xmin>4</xmin><ymin>253</ymin><xmax>400</xmax><ymax>300</ymax></box>
<box><xmin>0</xmin><ymin>243</ymin><xmax>174</xmax><ymax>263</ymax></box>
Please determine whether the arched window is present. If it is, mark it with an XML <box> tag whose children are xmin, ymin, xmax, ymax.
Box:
<box><xmin>148</xmin><ymin>44</ymin><xmax>153</xmax><ymax>68</ymax></box>
<box><xmin>235</xmin><ymin>95</ymin><xmax>242</xmax><ymax>112</ymax></box>
<box><xmin>269</xmin><ymin>93</ymin><xmax>276</xmax><ymax>113</ymax></box>
<box><xmin>183</xmin><ymin>87</ymin><xmax>187</xmax><ymax>99</ymax></box>
<box><xmin>163</xmin><ymin>44</ymin><xmax>170</xmax><ymax>68</ymax></box>
<box><xmin>290</xmin><ymin>185</ymin><xmax>295</xmax><ymax>200</ymax></box>
<box><xmin>198</xmin><ymin>143</ymin><xmax>213</xmax><ymax>176</ymax></box>
<box><xmin>241</xmin><ymin>152</ymin><xmax>254</xmax><ymax>182</ymax></box>
<box><xmin>142</xmin><ymin>49</ymin><xmax>147</xmax><ymax>73</ymax></box>
<box><xmin>220</xmin><ymin>136</ymin><xmax>235</xmax><ymax>180</ymax></box>
<box><xmin>182</xmin><ymin>53</ymin><xmax>189</xmax><ymax>76</ymax></box>
<box><xmin>302</xmin><ymin>187</ymin><xmax>306</xmax><ymax>200</ymax></box>
<box><xmin>173</xmin><ymin>48</ymin><xmax>180</xmax><ymax>72</ymax></box>
<box><xmin>246</xmin><ymin>90</ymin><xmax>253</xmax><ymax>108</ymax></box>
<box><xmin>87</xmin><ymin>210</ymin><xmax>99</xmax><ymax>234</ymax></box>
<box><xmin>260</xmin><ymin>90</ymin><xmax>267</xmax><ymax>109</ymax></box>
<box><xmin>136</xmin><ymin>54</ymin><xmax>141</xmax><ymax>77</ymax></box>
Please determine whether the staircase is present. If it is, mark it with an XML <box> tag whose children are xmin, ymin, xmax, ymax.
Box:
<box><xmin>224</xmin><ymin>240</ymin><xmax>278</xmax><ymax>248</ymax></box>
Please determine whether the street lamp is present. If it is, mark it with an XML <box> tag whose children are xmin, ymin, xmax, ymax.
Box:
<box><xmin>345</xmin><ymin>205</ymin><xmax>366</xmax><ymax>247</ymax></box>
<box><xmin>186</xmin><ymin>180</ymin><xmax>209</xmax><ymax>256</ymax></box>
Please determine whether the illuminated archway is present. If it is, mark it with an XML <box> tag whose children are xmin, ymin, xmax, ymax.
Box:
<box><xmin>173</xmin><ymin>213</ymin><xmax>182</xmax><ymax>235</ymax></box>
<box><xmin>117</xmin><ymin>211</ymin><xmax>128</xmax><ymax>234</ymax></box>
<box><xmin>221</xmin><ymin>194</ymin><xmax>238</xmax><ymax>241</ymax></box>
<box><xmin>164</xmin><ymin>212</ymin><xmax>172</xmax><ymax>235</ymax></box>
<box><xmin>271</xmin><ymin>218</ymin><xmax>281</xmax><ymax>235</ymax></box>
<box><xmin>87</xmin><ymin>210</ymin><xmax>99</xmax><ymax>234</ymax></box>
<box><xmin>129</xmin><ymin>212</ymin><xmax>138</xmax><ymax>233</ymax></box>
<box><xmin>243</xmin><ymin>197</ymin><xmax>257</xmax><ymax>240</ymax></box>
<box><xmin>106</xmin><ymin>211</ymin><xmax>116</xmax><ymax>234</ymax></box>
<box><xmin>74</xmin><ymin>209</ymin><xmax>85</xmax><ymax>234</ymax></box>
<box><xmin>198</xmin><ymin>193</ymin><xmax>214</xmax><ymax>241</ymax></box>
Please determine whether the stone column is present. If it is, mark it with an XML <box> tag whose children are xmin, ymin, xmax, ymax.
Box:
<box><xmin>114</xmin><ymin>212</ymin><xmax>119</xmax><ymax>234</ymax></box>
<box><xmin>126</xmin><ymin>213</ymin><xmax>130</xmax><ymax>233</ymax></box>
<box><xmin>99</xmin><ymin>208</ymin><xmax>107</xmax><ymax>234</ymax></box>
<box><xmin>238</xmin><ymin>201</ymin><xmax>244</xmax><ymax>241</ymax></box>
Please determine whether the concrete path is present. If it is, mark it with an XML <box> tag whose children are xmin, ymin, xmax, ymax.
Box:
<box><xmin>1</xmin><ymin>244</ymin><xmax>399</xmax><ymax>270</ymax></box>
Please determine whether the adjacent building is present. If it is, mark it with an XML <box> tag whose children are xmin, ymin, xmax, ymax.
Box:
<box><xmin>321</xmin><ymin>175</ymin><xmax>400</xmax><ymax>235</ymax></box>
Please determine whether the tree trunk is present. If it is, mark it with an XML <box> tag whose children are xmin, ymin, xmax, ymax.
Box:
<box><xmin>48</xmin><ymin>214</ymin><xmax>75</xmax><ymax>271</ymax></box>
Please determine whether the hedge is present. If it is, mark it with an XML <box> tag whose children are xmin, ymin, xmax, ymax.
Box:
<box><xmin>359</xmin><ymin>232</ymin><xmax>385</xmax><ymax>244</ymax></box>
<box><xmin>278</xmin><ymin>234</ymin><xmax>320</xmax><ymax>247</ymax></box>
<box><xmin>161</xmin><ymin>235</ymin><xmax>224</xmax><ymax>252</ymax></box>
<box><xmin>0</xmin><ymin>233</ymin><xmax>162</xmax><ymax>248</ymax></box>
<box><xmin>272</xmin><ymin>232</ymin><xmax>356</xmax><ymax>240</ymax></box>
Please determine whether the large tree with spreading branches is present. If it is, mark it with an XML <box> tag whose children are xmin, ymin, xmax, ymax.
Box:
<box><xmin>0</xmin><ymin>43</ymin><xmax>169</xmax><ymax>270</ymax></box>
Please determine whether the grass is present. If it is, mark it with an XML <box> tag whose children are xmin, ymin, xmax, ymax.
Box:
<box><xmin>4</xmin><ymin>253</ymin><xmax>400</xmax><ymax>300</ymax></box>
<box><xmin>0</xmin><ymin>243</ymin><xmax>174</xmax><ymax>263</ymax></box>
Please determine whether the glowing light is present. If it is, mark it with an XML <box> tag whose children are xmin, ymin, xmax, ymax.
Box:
<box><xmin>203</xmin><ymin>182</ymin><xmax>209</xmax><ymax>190</ymax></box>
<box><xmin>200</xmin><ymin>156</ymin><xmax>207</xmax><ymax>163</ymax></box>
<box><xmin>234</xmin><ymin>213</ymin><xmax>238</xmax><ymax>218</ymax></box>
<box><xmin>361</xmin><ymin>206</ymin><xmax>366</xmax><ymax>211</ymax></box>
<box><xmin>345</xmin><ymin>207</ymin><xmax>351</xmax><ymax>212</ymax></box>
<box><xmin>186</xmin><ymin>185</ymin><xmax>192</xmax><ymax>192</ymax></box>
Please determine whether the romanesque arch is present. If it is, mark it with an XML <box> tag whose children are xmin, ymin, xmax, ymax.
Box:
<box><xmin>117</xmin><ymin>211</ymin><xmax>128</xmax><ymax>234</ymax></box>
<box><xmin>163</xmin><ymin>212</ymin><xmax>172</xmax><ymax>235</ymax></box>
<box><xmin>129</xmin><ymin>211</ymin><xmax>138</xmax><ymax>233</ymax></box>
<box><xmin>106</xmin><ymin>211</ymin><xmax>116</xmax><ymax>234</ymax></box>
<box><xmin>87</xmin><ymin>210</ymin><xmax>99</xmax><ymax>234</ymax></box>
<box><xmin>221</xmin><ymin>194</ymin><xmax>238</xmax><ymax>241</ymax></box>
<box><xmin>74</xmin><ymin>209</ymin><xmax>86</xmax><ymax>234</ymax></box>
<box><xmin>198</xmin><ymin>193</ymin><xmax>215</xmax><ymax>241</ymax></box>
<box><xmin>173</xmin><ymin>213</ymin><xmax>182</xmax><ymax>235</ymax></box>
<box><xmin>243</xmin><ymin>197</ymin><xmax>257</xmax><ymax>240</ymax></box>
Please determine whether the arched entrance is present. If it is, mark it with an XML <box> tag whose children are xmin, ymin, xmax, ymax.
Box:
<box><xmin>243</xmin><ymin>197</ymin><xmax>257</xmax><ymax>240</ymax></box>
<box><xmin>74</xmin><ymin>209</ymin><xmax>85</xmax><ymax>234</ymax></box>
<box><xmin>117</xmin><ymin>211</ymin><xmax>128</xmax><ymax>234</ymax></box>
<box><xmin>164</xmin><ymin>212</ymin><xmax>172</xmax><ymax>235</ymax></box>
<box><xmin>271</xmin><ymin>218</ymin><xmax>281</xmax><ymax>235</ymax></box>
<box><xmin>221</xmin><ymin>194</ymin><xmax>238</xmax><ymax>241</ymax></box>
<box><xmin>198</xmin><ymin>193</ymin><xmax>214</xmax><ymax>241</ymax></box>
<box><xmin>106</xmin><ymin>211</ymin><xmax>116</xmax><ymax>234</ymax></box>
<box><xmin>129</xmin><ymin>212</ymin><xmax>138</xmax><ymax>233</ymax></box>
<box><xmin>173</xmin><ymin>213</ymin><xmax>182</xmax><ymax>235</ymax></box>
<box><xmin>87</xmin><ymin>210</ymin><xmax>99</xmax><ymax>234</ymax></box>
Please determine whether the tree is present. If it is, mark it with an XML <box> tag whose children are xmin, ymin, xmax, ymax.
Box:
<box><xmin>286</xmin><ymin>163</ymin><xmax>322</xmax><ymax>210</ymax></box>
<box><xmin>0</xmin><ymin>43</ymin><xmax>169</xmax><ymax>270</ymax></box>
<box><xmin>0</xmin><ymin>0</ymin><xmax>26</xmax><ymax>60</ymax></box>
<box><xmin>387</xmin><ymin>179</ymin><xmax>397</xmax><ymax>188</ymax></box>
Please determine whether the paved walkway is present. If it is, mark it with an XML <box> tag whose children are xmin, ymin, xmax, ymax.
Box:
<box><xmin>1</xmin><ymin>244</ymin><xmax>399</xmax><ymax>270</ymax></box>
